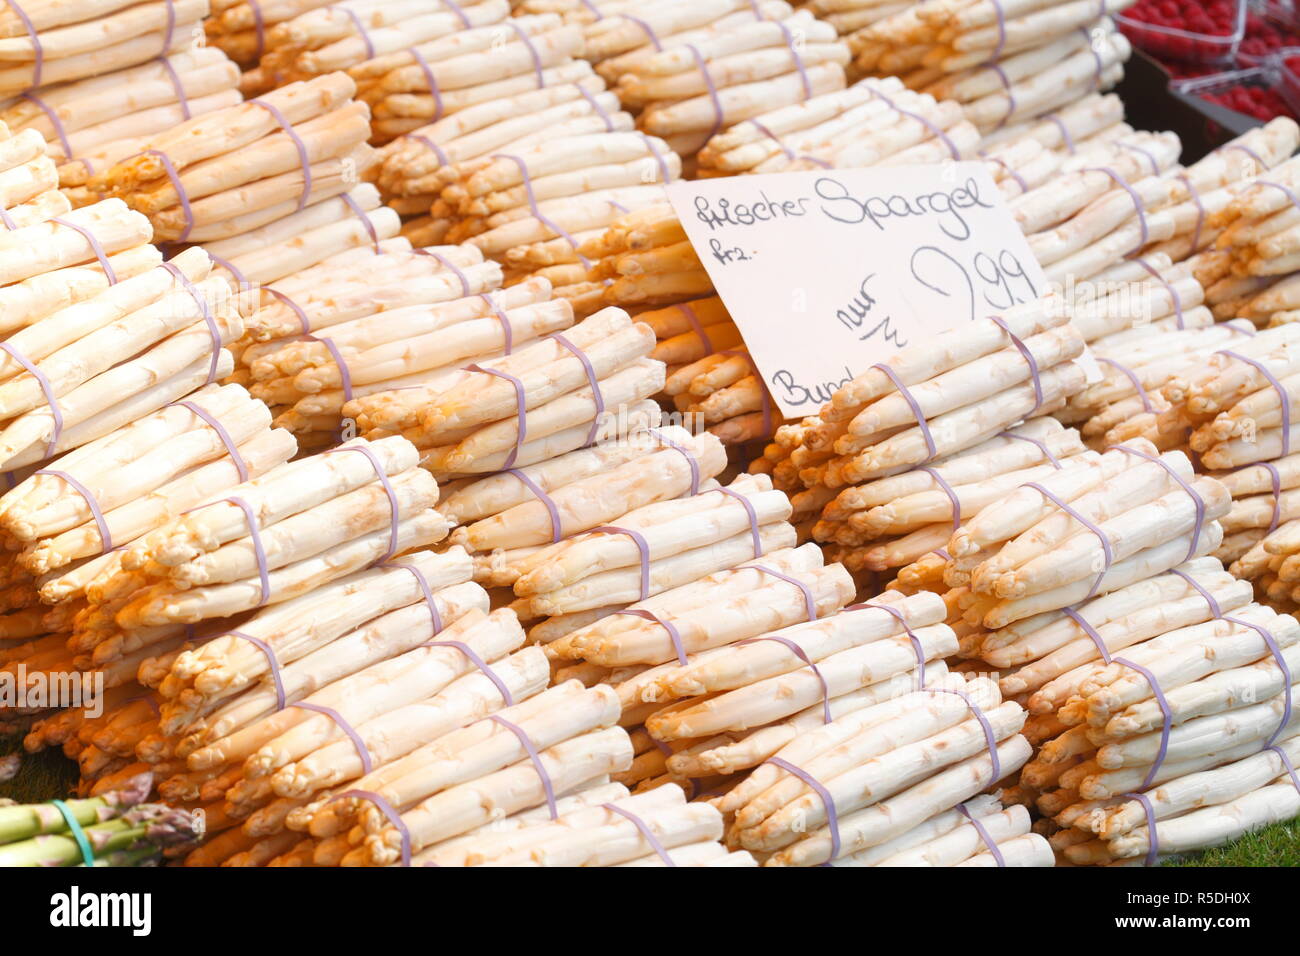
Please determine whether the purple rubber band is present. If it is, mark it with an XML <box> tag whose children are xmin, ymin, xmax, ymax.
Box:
<box><xmin>34</xmin><ymin>469</ymin><xmax>111</xmax><ymax>551</ymax></box>
<box><xmin>264</xmin><ymin>287</ymin><xmax>311</xmax><ymax>334</ymax></box>
<box><xmin>714</xmin><ymin>485</ymin><xmax>762</xmax><ymax>558</ymax></box>
<box><xmin>1229</xmin><ymin>461</ymin><xmax>1282</xmax><ymax>533</ymax></box>
<box><xmin>1097</xmin><ymin>357</ymin><xmax>1153</xmax><ymax>413</ymax></box>
<box><xmin>159</xmin><ymin>0</ymin><xmax>176</xmax><ymax>54</ymax></box>
<box><xmin>989</xmin><ymin>314</ymin><xmax>1043</xmax><ymax>413</ymax></box>
<box><xmin>747</xmin><ymin>0</ymin><xmax>764</xmax><ymax>18</ymax></box>
<box><xmin>1024</xmin><ymin>481</ymin><xmax>1113</xmax><ymax>599</ymax></box>
<box><xmin>0</xmin><ymin>341</ymin><xmax>61</xmax><ymax>458</ymax></box>
<box><xmin>743</xmin><ymin>562</ymin><xmax>816</xmax><ymax>621</ymax></box>
<box><xmin>987</xmin><ymin>62</ymin><xmax>1016</xmax><ymax>131</ymax></box>
<box><xmin>845</xmin><ymin>600</ymin><xmax>928</xmax><ymax>685</ymax></box>
<box><xmin>206</xmin><ymin>252</ymin><xmax>251</xmax><ymax>288</ymax></box>
<box><xmin>548</xmin><ymin>332</ymin><xmax>604</xmax><ymax>446</ymax></box>
<box><xmin>1177</xmin><ymin>174</ymin><xmax>1205</xmax><ymax>250</ymax></box>
<box><xmin>1215</xmin><ymin>349</ymin><xmax>1291</xmax><ymax>457</ymax></box>
<box><xmin>247</xmin><ymin>0</ymin><xmax>266</xmax><ymax>60</ymax></box>
<box><xmin>227</xmin><ymin>629</ymin><xmax>284</xmax><ymax>710</ymax></box>
<box><xmin>440</xmin><ymin>0</ymin><xmax>470</xmax><ymax>27</ymax></box>
<box><xmin>771</xmin><ymin>20</ymin><xmax>811</xmax><ymax>100</ymax></box>
<box><xmin>221</xmin><ymin>496</ymin><xmax>271</xmax><ymax>607</ymax></box>
<box><xmin>333</xmin><ymin>5</ymin><xmax>375</xmax><ymax>60</ymax></box>
<box><xmin>161</xmin><ymin>261</ymin><xmax>222</xmax><ymax>384</ymax></box>
<box><xmin>423</xmin><ymin>639</ymin><xmax>514</xmax><ymax>705</ymax></box>
<box><xmin>1110</xmin><ymin>655</ymin><xmax>1171</xmax><ymax>790</ymax></box>
<box><xmin>493</xmin><ymin>153</ymin><xmax>592</xmax><ymax>268</ymax></box>
<box><xmin>1043</xmin><ymin>112</ymin><xmax>1075</xmax><ymax>154</ymax></box>
<box><xmin>1133</xmin><ymin>257</ymin><xmax>1184</xmax><ymax>329</ymax></box>
<box><xmin>767</xmin><ymin>756</ymin><xmax>839</xmax><ymax>862</ymax></box>
<box><xmin>677</xmin><ymin>302</ymin><xmax>713</xmax><ymax>355</ymax></box>
<box><xmin>156</xmin><ymin>56</ymin><xmax>191</xmax><ymax>120</ymax></box>
<box><xmin>19</xmin><ymin>91</ymin><xmax>72</xmax><ymax>158</ymax></box>
<box><xmin>738</xmin><ymin>634</ymin><xmax>831</xmax><ymax>723</ymax></box>
<box><xmin>575</xmin><ymin>83</ymin><xmax>615</xmax><ymax>131</ymax></box>
<box><xmin>1118</xmin><ymin>140</ymin><xmax>1160</xmax><ymax>178</ymax></box>
<box><xmin>1219</xmin><ymin>142</ymin><xmax>1267</xmax><ymax>171</ymax></box>
<box><xmin>638</xmin><ymin>132</ymin><xmax>674</xmax><ymax>184</ymax></box>
<box><xmin>578</xmin><ymin>0</ymin><xmax>604</xmax><ymax>20</ymax></box>
<box><xmin>52</xmin><ymin>216</ymin><xmax>117</xmax><ymax>283</ymax></box>
<box><xmin>505</xmin><ymin>467</ymin><xmax>562</xmax><ymax>542</ymax></box>
<box><xmin>748</xmin><ymin>118</ymin><xmax>833</xmax><ymax>168</ymax></box>
<box><xmin>1109</xmin><ymin>444</ymin><xmax>1205</xmax><ymax>562</ymax></box>
<box><xmin>646</xmin><ymin>428</ymin><xmax>700</xmax><ymax>495</ymax></box>
<box><xmin>489</xmin><ymin>714</ymin><xmax>557</xmax><ymax>819</ymax></box>
<box><xmin>3</xmin><ymin>0</ymin><xmax>40</xmax><ymax>89</ymax></box>
<box><xmin>172</xmin><ymin>399</ymin><xmax>249</xmax><ymax>482</ymax></box>
<box><xmin>338</xmin><ymin>789</ymin><xmax>409</xmax><ymax>865</ymax></box>
<box><xmin>982</xmin><ymin>152</ymin><xmax>1028</xmax><ymax>194</ymax></box>
<box><xmin>615</xmin><ymin>607</ymin><xmax>688</xmax><ymax>665</ymax></box>
<box><xmin>1084</xmin><ymin>166</ymin><xmax>1147</xmax><ymax>257</ymax></box>
<box><xmin>590</xmin><ymin>525</ymin><xmax>651</xmax><ymax>601</ymax></box>
<box><xmin>413</xmin><ymin>247</ymin><xmax>470</xmax><ymax>296</ymax></box>
<box><xmin>140</xmin><ymin>149</ymin><xmax>194</xmax><ymax>242</ymax></box>
<box><xmin>249</xmin><ymin>98</ymin><xmax>313</xmax><ymax>210</ymax></box>
<box><xmin>871</xmin><ymin>362</ymin><xmax>936</xmax><ymax>460</ymax></box>
<box><xmin>467</xmin><ymin>364</ymin><xmax>526</xmax><ymax>468</ymax></box>
<box><xmin>622</xmin><ymin>15</ymin><xmax>663</xmax><ymax>51</ymax></box>
<box><xmin>932</xmin><ymin>547</ymin><xmax>951</xmax><ymax>560</ymax></box>
<box><xmin>919</xmin><ymin>465</ymin><xmax>961</xmax><ymax>532</ymax></box>
<box><xmin>1120</xmin><ymin>790</ymin><xmax>1159</xmax><ymax>866</ymax></box>
<box><xmin>340</xmin><ymin>192</ymin><xmax>380</xmax><ymax>253</ymax></box>
<box><xmin>291</xmin><ymin>701</ymin><xmax>372</xmax><ymax>774</ymax></box>
<box><xmin>927</xmin><ymin>686</ymin><xmax>1001</xmax><ymax>783</ymax></box>
<box><xmin>1167</xmin><ymin>567</ymin><xmax>1223</xmax><ymax>620</ymax></box>
<box><xmin>322</xmin><ymin>444</ymin><xmax>400</xmax><ymax>564</ymax></box>
<box><xmin>719</xmin><ymin>350</ymin><xmax>772</xmax><ymax>436</ymax></box>
<box><xmin>1270</xmin><ymin>745</ymin><xmax>1300</xmax><ymax>795</ymax></box>
<box><xmin>1221</xmin><ymin>615</ymin><xmax>1292</xmax><ymax>748</ymax></box>
<box><xmin>1261</xmin><ymin>178</ymin><xmax>1300</xmax><ymax>215</ymax></box>
<box><xmin>1062</xmin><ymin>605</ymin><xmax>1111</xmax><ymax>663</ymax></box>
<box><xmin>988</xmin><ymin>0</ymin><xmax>1007</xmax><ymax>60</ymax></box>
<box><xmin>410</xmin><ymin>48</ymin><xmax>444</xmax><ymax>123</ymax></box>
<box><xmin>410</xmin><ymin>133</ymin><xmax>449</xmax><ymax>167</ymax></box>
<box><xmin>310</xmin><ymin>333</ymin><xmax>352</xmax><ymax>408</ymax></box>
<box><xmin>506</xmin><ymin>21</ymin><xmax>546</xmax><ymax>88</ymax></box>
<box><xmin>868</xmin><ymin>86</ymin><xmax>960</xmax><ymax>160</ymax></box>
<box><xmin>602</xmin><ymin>803</ymin><xmax>675</xmax><ymax>864</ymax></box>
<box><xmin>957</xmin><ymin>803</ymin><xmax>1005</xmax><ymax>866</ymax></box>
<box><xmin>474</xmin><ymin>292</ymin><xmax>511</xmax><ymax>354</ymax></box>
<box><xmin>996</xmin><ymin>429</ymin><xmax>1063</xmax><ymax>468</ymax></box>
<box><xmin>687</xmin><ymin>44</ymin><xmax>726</xmax><ymax>142</ymax></box>
<box><xmin>385</xmin><ymin>560</ymin><xmax>444</xmax><ymax>634</ymax></box>
<box><xmin>0</xmin><ymin>206</ymin><xmax>13</xmax><ymax>230</ymax></box>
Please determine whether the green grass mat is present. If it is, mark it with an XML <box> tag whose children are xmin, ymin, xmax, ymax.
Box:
<box><xmin>0</xmin><ymin>736</ymin><xmax>77</xmax><ymax>805</ymax></box>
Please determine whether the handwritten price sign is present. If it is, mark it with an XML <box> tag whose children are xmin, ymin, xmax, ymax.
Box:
<box><xmin>667</xmin><ymin>164</ymin><xmax>1052</xmax><ymax>418</ymax></box>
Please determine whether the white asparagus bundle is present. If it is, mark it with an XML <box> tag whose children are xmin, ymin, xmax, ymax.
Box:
<box><xmin>0</xmin><ymin>383</ymin><xmax>292</xmax><ymax>579</ymax></box>
<box><xmin>0</xmin><ymin>48</ymin><xmax>244</xmax><ymax>194</ymax></box>
<box><xmin>241</xmin><ymin>0</ymin><xmax>511</xmax><ymax>94</ymax></box>
<box><xmin>697</xmin><ymin>75</ymin><xmax>978</xmax><ymax>176</ymax></box>
<box><xmin>85</xmin><ymin>73</ymin><xmax>378</xmax><ymax>243</ymax></box>
<box><xmin>0</xmin><ymin>0</ymin><xmax>206</xmax><ymax>98</ymax></box>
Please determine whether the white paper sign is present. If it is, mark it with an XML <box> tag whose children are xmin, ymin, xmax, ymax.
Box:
<box><xmin>667</xmin><ymin>163</ymin><xmax>1054</xmax><ymax>419</ymax></box>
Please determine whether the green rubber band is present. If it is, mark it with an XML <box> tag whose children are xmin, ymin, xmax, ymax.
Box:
<box><xmin>50</xmin><ymin>800</ymin><xmax>95</xmax><ymax>867</ymax></box>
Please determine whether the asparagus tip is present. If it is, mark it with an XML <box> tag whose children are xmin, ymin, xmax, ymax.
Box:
<box><xmin>0</xmin><ymin>753</ymin><xmax>20</xmax><ymax>783</ymax></box>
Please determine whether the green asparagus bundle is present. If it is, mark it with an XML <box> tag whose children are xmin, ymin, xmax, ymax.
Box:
<box><xmin>0</xmin><ymin>773</ymin><xmax>200</xmax><ymax>866</ymax></box>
